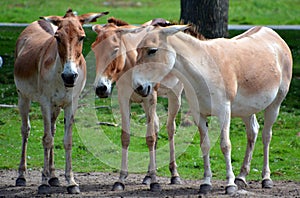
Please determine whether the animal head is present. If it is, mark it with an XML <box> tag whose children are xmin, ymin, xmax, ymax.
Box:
<box><xmin>40</xmin><ymin>9</ymin><xmax>109</xmax><ymax>87</ymax></box>
<box><xmin>91</xmin><ymin>22</ymin><xmax>127</xmax><ymax>98</ymax></box>
<box><xmin>91</xmin><ymin>17</ymin><xmax>147</xmax><ymax>98</ymax></box>
<box><xmin>133</xmin><ymin>25</ymin><xmax>189</xmax><ymax>97</ymax></box>
<box><xmin>91</xmin><ymin>18</ymin><xmax>177</xmax><ymax>98</ymax></box>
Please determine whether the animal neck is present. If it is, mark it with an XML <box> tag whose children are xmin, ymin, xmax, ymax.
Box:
<box><xmin>117</xmin><ymin>29</ymin><xmax>148</xmax><ymax>76</ymax></box>
<box><xmin>168</xmin><ymin>33</ymin><xmax>208</xmax><ymax>76</ymax></box>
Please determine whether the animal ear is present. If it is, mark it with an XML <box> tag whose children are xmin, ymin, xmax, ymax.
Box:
<box><xmin>40</xmin><ymin>16</ymin><xmax>63</xmax><ymax>26</ymax></box>
<box><xmin>116</xmin><ymin>27</ymin><xmax>144</xmax><ymax>35</ymax></box>
<box><xmin>92</xmin><ymin>24</ymin><xmax>104</xmax><ymax>33</ymax></box>
<box><xmin>78</xmin><ymin>11</ymin><xmax>109</xmax><ymax>24</ymax></box>
<box><xmin>160</xmin><ymin>25</ymin><xmax>190</xmax><ymax>36</ymax></box>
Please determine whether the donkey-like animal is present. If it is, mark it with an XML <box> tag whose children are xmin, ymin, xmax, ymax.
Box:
<box><xmin>14</xmin><ymin>9</ymin><xmax>108</xmax><ymax>194</ymax></box>
<box><xmin>92</xmin><ymin>18</ymin><xmax>183</xmax><ymax>191</ymax></box>
<box><xmin>132</xmin><ymin>25</ymin><xmax>292</xmax><ymax>195</ymax></box>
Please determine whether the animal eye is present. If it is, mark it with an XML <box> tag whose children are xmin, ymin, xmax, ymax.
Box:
<box><xmin>112</xmin><ymin>47</ymin><xmax>119</xmax><ymax>56</ymax></box>
<box><xmin>148</xmin><ymin>48</ymin><xmax>158</xmax><ymax>56</ymax></box>
<box><xmin>79</xmin><ymin>35</ymin><xmax>85</xmax><ymax>42</ymax></box>
<box><xmin>54</xmin><ymin>34</ymin><xmax>61</xmax><ymax>42</ymax></box>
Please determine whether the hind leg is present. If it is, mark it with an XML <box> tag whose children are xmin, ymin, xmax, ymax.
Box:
<box><xmin>261</xmin><ymin>89</ymin><xmax>287</xmax><ymax>189</ymax></box>
<box><xmin>16</xmin><ymin>95</ymin><xmax>31</xmax><ymax>186</ymax></box>
<box><xmin>261</xmin><ymin>105</ymin><xmax>279</xmax><ymax>188</ymax></box>
<box><xmin>235</xmin><ymin>114</ymin><xmax>259</xmax><ymax>189</ymax></box>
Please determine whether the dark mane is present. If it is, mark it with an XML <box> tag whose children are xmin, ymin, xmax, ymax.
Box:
<box><xmin>184</xmin><ymin>25</ymin><xmax>206</xmax><ymax>40</ymax></box>
<box><xmin>64</xmin><ymin>8</ymin><xmax>76</xmax><ymax>18</ymax></box>
<box><xmin>150</xmin><ymin>18</ymin><xmax>172</xmax><ymax>27</ymax></box>
<box><xmin>154</xmin><ymin>20</ymin><xmax>206</xmax><ymax>40</ymax></box>
<box><xmin>107</xmin><ymin>17</ymin><xmax>129</xmax><ymax>26</ymax></box>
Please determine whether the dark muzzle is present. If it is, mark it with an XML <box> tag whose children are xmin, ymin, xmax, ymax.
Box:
<box><xmin>61</xmin><ymin>72</ymin><xmax>78</xmax><ymax>87</ymax></box>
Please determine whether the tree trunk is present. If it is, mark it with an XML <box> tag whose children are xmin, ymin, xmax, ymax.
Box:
<box><xmin>180</xmin><ymin>0</ymin><xmax>229</xmax><ymax>39</ymax></box>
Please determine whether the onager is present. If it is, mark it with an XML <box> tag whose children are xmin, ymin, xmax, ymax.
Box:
<box><xmin>92</xmin><ymin>18</ymin><xmax>183</xmax><ymax>191</ymax></box>
<box><xmin>132</xmin><ymin>25</ymin><xmax>292</xmax><ymax>195</ymax></box>
<box><xmin>14</xmin><ymin>9</ymin><xmax>108</xmax><ymax>194</ymax></box>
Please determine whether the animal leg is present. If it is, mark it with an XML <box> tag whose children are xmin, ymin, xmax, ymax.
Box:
<box><xmin>219</xmin><ymin>107</ymin><xmax>237</xmax><ymax>195</ymax></box>
<box><xmin>112</xmin><ymin>95</ymin><xmax>131</xmax><ymax>191</ymax></box>
<box><xmin>235</xmin><ymin>114</ymin><xmax>259</xmax><ymax>189</ymax></box>
<box><xmin>48</xmin><ymin>107</ymin><xmax>61</xmax><ymax>187</ymax></box>
<box><xmin>142</xmin><ymin>98</ymin><xmax>160</xmax><ymax>185</ymax></box>
<box><xmin>261</xmin><ymin>102</ymin><xmax>282</xmax><ymax>188</ymax></box>
<box><xmin>144</xmin><ymin>91</ymin><xmax>161</xmax><ymax>192</ymax></box>
<box><xmin>63</xmin><ymin>104</ymin><xmax>80</xmax><ymax>194</ymax></box>
<box><xmin>166</xmin><ymin>90</ymin><xmax>181</xmax><ymax>184</ymax></box>
<box><xmin>198</xmin><ymin>115</ymin><xmax>212</xmax><ymax>194</ymax></box>
<box><xmin>16</xmin><ymin>95</ymin><xmax>31</xmax><ymax>186</ymax></box>
<box><xmin>38</xmin><ymin>104</ymin><xmax>54</xmax><ymax>194</ymax></box>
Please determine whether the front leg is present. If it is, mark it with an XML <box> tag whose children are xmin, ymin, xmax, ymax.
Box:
<box><xmin>63</xmin><ymin>104</ymin><xmax>80</xmax><ymax>194</ymax></box>
<box><xmin>112</xmin><ymin>92</ymin><xmax>131</xmax><ymax>191</ymax></box>
<box><xmin>16</xmin><ymin>96</ymin><xmax>31</xmax><ymax>187</ymax></box>
<box><xmin>48</xmin><ymin>106</ymin><xmax>61</xmax><ymax>187</ymax></box>
<box><xmin>166</xmin><ymin>89</ymin><xmax>182</xmax><ymax>185</ymax></box>
<box><xmin>218</xmin><ymin>107</ymin><xmax>237</xmax><ymax>195</ymax></box>
<box><xmin>38</xmin><ymin>104</ymin><xmax>54</xmax><ymax>194</ymax></box>
<box><xmin>143</xmin><ymin>91</ymin><xmax>161</xmax><ymax>192</ymax></box>
<box><xmin>197</xmin><ymin>115</ymin><xmax>212</xmax><ymax>194</ymax></box>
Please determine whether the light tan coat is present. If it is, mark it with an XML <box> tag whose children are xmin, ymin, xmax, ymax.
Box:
<box><xmin>133</xmin><ymin>25</ymin><xmax>292</xmax><ymax>194</ymax></box>
<box><xmin>14</xmin><ymin>9</ymin><xmax>108</xmax><ymax>194</ymax></box>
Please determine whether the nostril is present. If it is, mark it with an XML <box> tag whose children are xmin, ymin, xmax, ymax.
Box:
<box><xmin>73</xmin><ymin>73</ymin><xmax>78</xmax><ymax>80</ymax></box>
<box><xmin>146</xmin><ymin>85</ymin><xmax>151</xmax><ymax>94</ymax></box>
<box><xmin>98</xmin><ymin>85</ymin><xmax>107</xmax><ymax>92</ymax></box>
<box><xmin>136</xmin><ymin>85</ymin><xmax>144</xmax><ymax>92</ymax></box>
<box><xmin>61</xmin><ymin>72</ymin><xmax>78</xmax><ymax>87</ymax></box>
<box><xmin>61</xmin><ymin>73</ymin><xmax>66</xmax><ymax>81</ymax></box>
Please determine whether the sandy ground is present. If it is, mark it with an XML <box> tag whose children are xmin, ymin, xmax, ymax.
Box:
<box><xmin>0</xmin><ymin>169</ymin><xmax>299</xmax><ymax>197</ymax></box>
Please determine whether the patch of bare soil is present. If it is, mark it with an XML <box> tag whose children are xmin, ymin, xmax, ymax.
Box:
<box><xmin>0</xmin><ymin>169</ymin><xmax>299</xmax><ymax>197</ymax></box>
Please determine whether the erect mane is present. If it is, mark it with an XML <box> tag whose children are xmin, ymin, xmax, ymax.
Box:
<box><xmin>107</xmin><ymin>17</ymin><xmax>129</xmax><ymax>26</ymax></box>
<box><xmin>184</xmin><ymin>25</ymin><xmax>206</xmax><ymax>40</ymax></box>
<box><xmin>64</xmin><ymin>8</ymin><xmax>76</xmax><ymax>18</ymax></box>
<box><xmin>155</xmin><ymin>20</ymin><xmax>206</xmax><ymax>40</ymax></box>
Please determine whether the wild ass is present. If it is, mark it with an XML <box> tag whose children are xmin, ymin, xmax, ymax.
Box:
<box><xmin>91</xmin><ymin>18</ymin><xmax>183</xmax><ymax>191</ymax></box>
<box><xmin>132</xmin><ymin>25</ymin><xmax>292</xmax><ymax>195</ymax></box>
<box><xmin>14</xmin><ymin>9</ymin><xmax>108</xmax><ymax>194</ymax></box>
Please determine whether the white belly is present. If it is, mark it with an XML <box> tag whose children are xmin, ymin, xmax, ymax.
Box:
<box><xmin>231</xmin><ymin>88</ymin><xmax>279</xmax><ymax>117</ymax></box>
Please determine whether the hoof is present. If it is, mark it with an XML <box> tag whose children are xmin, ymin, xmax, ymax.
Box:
<box><xmin>150</xmin><ymin>182</ymin><xmax>162</xmax><ymax>192</ymax></box>
<box><xmin>262</xmin><ymin>179</ymin><xmax>273</xmax><ymax>189</ymax></box>
<box><xmin>16</xmin><ymin>178</ymin><xmax>26</xmax><ymax>186</ymax></box>
<box><xmin>38</xmin><ymin>184</ymin><xmax>51</xmax><ymax>194</ymax></box>
<box><xmin>225</xmin><ymin>185</ymin><xmax>237</xmax><ymax>195</ymax></box>
<box><xmin>142</xmin><ymin>176</ymin><xmax>151</xmax><ymax>185</ymax></box>
<box><xmin>170</xmin><ymin>176</ymin><xmax>182</xmax><ymax>185</ymax></box>
<box><xmin>112</xmin><ymin>182</ymin><xmax>125</xmax><ymax>191</ymax></box>
<box><xmin>235</xmin><ymin>178</ymin><xmax>248</xmax><ymax>189</ymax></box>
<box><xmin>67</xmin><ymin>185</ymin><xmax>80</xmax><ymax>194</ymax></box>
<box><xmin>48</xmin><ymin>177</ymin><xmax>60</xmax><ymax>187</ymax></box>
<box><xmin>199</xmin><ymin>184</ymin><xmax>212</xmax><ymax>194</ymax></box>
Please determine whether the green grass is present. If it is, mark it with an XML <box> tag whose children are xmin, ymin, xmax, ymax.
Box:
<box><xmin>0</xmin><ymin>0</ymin><xmax>300</xmax><ymax>182</ymax></box>
<box><xmin>0</xmin><ymin>0</ymin><xmax>299</xmax><ymax>24</ymax></box>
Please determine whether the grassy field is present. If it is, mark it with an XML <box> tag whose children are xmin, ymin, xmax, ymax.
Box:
<box><xmin>0</xmin><ymin>0</ymin><xmax>299</xmax><ymax>182</ymax></box>
<box><xmin>0</xmin><ymin>0</ymin><xmax>300</xmax><ymax>24</ymax></box>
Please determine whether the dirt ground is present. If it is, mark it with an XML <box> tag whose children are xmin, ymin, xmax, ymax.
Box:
<box><xmin>0</xmin><ymin>169</ymin><xmax>299</xmax><ymax>197</ymax></box>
